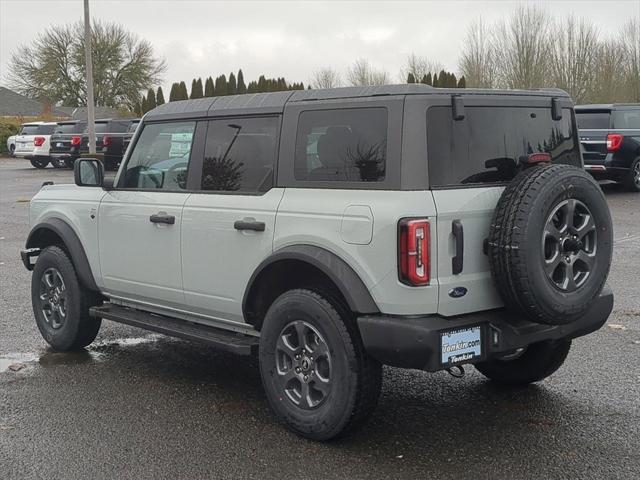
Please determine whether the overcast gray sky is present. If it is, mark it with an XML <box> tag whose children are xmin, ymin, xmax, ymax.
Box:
<box><xmin>1</xmin><ymin>0</ymin><xmax>639</xmax><ymax>92</ymax></box>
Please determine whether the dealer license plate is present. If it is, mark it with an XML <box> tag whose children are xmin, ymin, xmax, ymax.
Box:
<box><xmin>56</xmin><ymin>142</ymin><xmax>63</xmax><ymax>147</ymax></box>
<box><xmin>441</xmin><ymin>326</ymin><xmax>482</xmax><ymax>365</ymax></box>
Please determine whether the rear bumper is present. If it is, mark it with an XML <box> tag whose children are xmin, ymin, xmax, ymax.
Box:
<box><xmin>357</xmin><ymin>286</ymin><xmax>613</xmax><ymax>371</ymax></box>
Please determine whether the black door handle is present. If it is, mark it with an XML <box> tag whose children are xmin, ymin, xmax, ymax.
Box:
<box><xmin>234</xmin><ymin>220</ymin><xmax>265</xmax><ymax>232</ymax></box>
<box><xmin>150</xmin><ymin>213</ymin><xmax>175</xmax><ymax>225</ymax></box>
<box><xmin>452</xmin><ymin>219</ymin><xmax>464</xmax><ymax>275</ymax></box>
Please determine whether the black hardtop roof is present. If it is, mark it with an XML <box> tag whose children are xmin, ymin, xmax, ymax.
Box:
<box><xmin>144</xmin><ymin>84</ymin><xmax>571</xmax><ymax>121</ymax></box>
<box><xmin>576</xmin><ymin>103</ymin><xmax>640</xmax><ymax>111</ymax></box>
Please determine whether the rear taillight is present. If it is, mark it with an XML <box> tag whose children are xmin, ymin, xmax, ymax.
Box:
<box><xmin>398</xmin><ymin>218</ymin><xmax>430</xmax><ymax>286</ymax></box>
<box><xmin>71</xmin><ymin>135</ymin><xmax>81</xmax><ymax>146</ymax></box>
<box><xmin>606</xmin><ymin>133</ymin><xmax>623</xmax><ymax>152</ymax></box>
<box><xmin>526</xmin><ymin>152</ymin><xmax>551</xmax><ymax>163</ymax></box>
<box><xmin>34</xmin><ymin>136</ymin><xmax>45</xmax><ymax>147</ymax></box>
<box><xmin>102</xmin><ymin>135</ymin><xmax>111</xmax><ymax>146</ymax></box>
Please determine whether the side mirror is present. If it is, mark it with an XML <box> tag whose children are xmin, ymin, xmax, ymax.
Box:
<box><xmin>74</xmin><ymin>158</ymin><xmax>104</xmax><ymax>187</ymax></box>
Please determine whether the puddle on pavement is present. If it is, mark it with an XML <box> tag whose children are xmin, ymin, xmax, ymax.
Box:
<box><xmin>1</xmin><ymin>335</ymin><xmax>163</xmax><ymax>372</ymax></box>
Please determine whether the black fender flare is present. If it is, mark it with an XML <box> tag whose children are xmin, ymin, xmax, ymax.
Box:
<box><xmin>26</xmin><ymin>218</ymin><xmax>99</xmax><ymax>292</ymax></box>
<box><xmin>242</xmin><ymin>244</ymin><xmax>380</xmax><ymax>317</ymax></box>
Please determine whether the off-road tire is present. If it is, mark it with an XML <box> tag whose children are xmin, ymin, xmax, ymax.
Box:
<box><xmin>259</xmin><ymin>288</ymin><xmax>382</xmax><ymax>441</ymax></box>
<box><xmin>488</xmin><ymin>164</ymin><xmax>612</xmax><ymax>325</ymax></box>
<box><xmin>9</xmin><ymin>144</ymin><xmax>15</xmax><ymax>157</ymax></box>
<box><xmin>31</xmin><ymin>246</ymin><xmax>102</xmax><ymax>351</ymax></box>
<box><xmin>30</xmin><ymin>158</ymin><xmax>49</xmax><ymax>169</ymax></box>
<box><xmin>624</xmin><ymin>158</ymin><xmax>640</xmax><ymax>192</ymax></box>
<box><xmin>475</xmin><ymin>340</ymin><xmax>571</xmax><ymax>386</ymax></box>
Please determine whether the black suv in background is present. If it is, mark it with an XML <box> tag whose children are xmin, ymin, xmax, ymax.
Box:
<box><xmin>49</xmin><ymin>120</ymin><xmax>87</xmax><ymax>168</ymax></box>
<box><xmin>76</xmin><ymin>118</ymin><xmax>139</xmax><ymax>170</ymax></box>
<box><xmin>576</xmin><ymin>104</ymin><xmax>640</xmax><ymax>191</ymax></box>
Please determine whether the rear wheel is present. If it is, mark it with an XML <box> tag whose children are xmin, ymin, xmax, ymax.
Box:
<box><xmin>624</xmin><ymin>158</ymin><xmax>640</xmax><ymax>192</ymax></box>
<box><xmin>475</xmin><ymin>340</ymin><xmax>571</xmax><ymax>386</ymax></box>
<box><xmin>30</xmin><ymin>158</ymin><xmax>49</xmax><ymax>169</ymax></box>
<box><xmin>51</xmin><ymin>158</ymin><xmax>67</xmax><ymax>169</ymax></box>
<box><xmin>31</xmin><ymin>246</ymin><xmax>102</xmax><ymax>351</ymax></box>
<box><xmin>9</xmin><ymin>144</ymin><xmax>15</xmax><ymax>157</ymax></box>
<box><xmin>259</xmin><ymin>288</ymin><xmax>382</xmax><ymax>441</ymax></box>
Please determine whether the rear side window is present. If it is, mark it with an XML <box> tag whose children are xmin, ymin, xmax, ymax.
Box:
<box><xmin>20</xmin><ymin>125</ymin><xmax>39</xmax><ymax>135</ymax></box>
<box><xmin>612</xmin><ymin>110</ymin><xmax>640</xmax><ymax>129</ymax></box>
<box><xmin>120</xmin><ymin>121</ymin><xmax>195</xmax><ymax>190</ymax></box>
<box><xmin>294</xmin><ymin>108</ymin><xmax>387</xmax><ymax>182</ymax></box>
<box><xmin>36</xmin><ymin>124</ymin><xmax>55</xmax><ymax>135</ymax></box>
<box><xmin>201</xmin><ymin>117</ymin><xmax>279</xmax><ymax>193</ymax></box>
<box><xmin>576</xmin><ymin>111</ymin><xmax>611</xmax><ymax>129</ymax></box>
<box><xmin>427</xmin><ymin>106</ymin><xmax>580</xmax><ymax>187</ymax></box>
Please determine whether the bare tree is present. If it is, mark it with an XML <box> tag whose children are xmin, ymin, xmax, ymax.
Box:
<box><xmin>310</xmin><ymin>67</ymin><xmax>342</xmax><ymax>89</ymax></box>
<box><xmin>458</xmin><ymin>18</ymin><xmax>496</xmax><ymax>88</ymax></box>
<box><xmin>619</xmin><ymin>18</ymin><xmax>640</xmax><ymax>102</ymax></box>
<box><xmin>346</xmin><ymin>58</ymin><xmax>389</xmax><ymax>86</ymax></box>
<box><xmin>7</xmin><ymin>20</ymin><xmax>165</xmax><ymax>109</ymax></box>
<box><xmin>589</xmin><ymin>39</ymin><xmax>626</xmax><ymax>103</ymax></box>
<box><xmin>399</xmin><ymin>53</ymin><xmax>443</xmax><ymax>83</ymax></box>
<box><xmin>549</xmin><ymin>16</ymin><xmax>600</xmax><ymax>103</ymax></box>
<box><xmin>492</xmin><ymin>5</ymin><xmax>553</xmax><ymax>89</ymax></box>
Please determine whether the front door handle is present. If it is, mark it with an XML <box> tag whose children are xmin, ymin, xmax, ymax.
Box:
<box><xmin>150</xmin><ymin>213</ymin><xmax>175</xmax><ymax>225</ymax></box>
<box><xmin>452</xmin><ymin>219</ymin><xmax>464</xmax><ymax>275</ymax></box>
<box><xmin>234</xmin><ymin>220</ymin><xmax>265</xmax><ymax>232</ymax></box>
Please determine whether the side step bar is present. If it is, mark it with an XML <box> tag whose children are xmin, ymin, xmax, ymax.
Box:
<box><xmin>90</xmin><ymin>304</ymin><xmax>259</xmax><ymax>355</ymax></box>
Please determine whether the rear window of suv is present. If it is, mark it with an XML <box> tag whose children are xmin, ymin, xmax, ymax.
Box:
<box><xmin>36</xmin><ymin>124</ymin><xmax>55</xmax><ymax>135</ymax></box>
<box><xmin>612</xmin><ymin>110</ymin><xmax>640</xmax><ymax>129</ymax></box>
<box><xmin>427</xmin><ymin>106</ymin><xmax>580</xmax><ymax>187</ymax></box>
<box><xmin>54</xmin><ymin>123</ymin><xmax>81</xmax><ymax>134</ymax></box>
<box><xmin>20</xmin><ymin>125</ymin><xmax>39</xmax><ymax>135</ymax></box>
<box><xmin>575</xmin><ymin>111</ymin><xmax>611</xmax><ymax>129</ymax></box>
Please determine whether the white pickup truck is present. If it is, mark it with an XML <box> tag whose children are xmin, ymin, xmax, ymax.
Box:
<box><xmin>14</xmin><ymin>122</ymin><xmax>57</xmax><ymax>168</ymax></box>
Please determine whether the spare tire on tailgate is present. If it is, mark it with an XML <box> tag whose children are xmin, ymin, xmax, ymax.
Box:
<box><xmin>488</xmin><ymin>163</ymin><xmax>612</xmax><ymax>325</ymax></box>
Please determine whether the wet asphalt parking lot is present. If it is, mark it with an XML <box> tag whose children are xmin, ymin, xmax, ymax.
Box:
<box><xmin>0</xmin><ymin>157</ymin><xmax>639</xmax><ymax>479</ymax></box>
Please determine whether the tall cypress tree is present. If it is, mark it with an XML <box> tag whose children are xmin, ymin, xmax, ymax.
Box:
<box><xmin>169</xmin><ymin>82</ymin><xmax>180</xmax><ymax>101</ymax></box>
<box><xmin>228</xmin><ymin>72</ymin><xmax>237</xmax><ymax>95</ymax></box>
<box><xmin>237</xmin><ymin>69</ymin><xmax>247</xmax><ymax>94</ymax></box>
<box><xmin>179</xmin><ymin>81</ymin><xmax>189</xmax><ymax>100</ymax></box>
<box><xmin>407</xmin><ymin>73</ymin><xmax>416</xmax><ymax>84</ymax></box>
<box><xmin>257</xmin><ymin>75</ymin><xmax>267</xmax><ymax>93</ymax></box>
<box><xmin>140</xmin><ymin>94</ymin><xmax>148</xmax><ymax>114</ymax></box>
<box><xmin>204</xmin><ymin>76</ymin><xmax>215</xmax><ymax>97</ymax></box>
<box><xmin>156</xmin><ymin>86</ymin><xmax>165</xmax><ymax>105</ymax></box>
<box><xmin>190</xmin><ymin>78</ymin><xmax>203</xmax><ymax>99</ymax></box>
<box><xmin>215</xmin><ymin>75</ymin><xmax>228</xmax><ymax>96</ymax></box>
<box><xmin>432</xmin><ymin>73</ymin><xmax>439</xmax><ymax>88</ymax></box>
<box><xmin>457</xmin><ymin>76</ymin><xmax>466</xmax><ymax>88</ymax></box>
<box><xmin>146</xmin><ymin>88</ymin><xmax>157</xmax><ymax>111</ymax></box>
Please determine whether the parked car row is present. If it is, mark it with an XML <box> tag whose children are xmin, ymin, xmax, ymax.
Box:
<box><xmin>11</xmin><ymin>118</ymin><xmax>140</xmax><ymax>170</ymax></box>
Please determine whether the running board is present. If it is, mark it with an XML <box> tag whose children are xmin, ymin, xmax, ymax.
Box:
<box><xmin>90</xmin><ymin>304</ymin><xmax>258</xmax><ymax>355</ymax></box>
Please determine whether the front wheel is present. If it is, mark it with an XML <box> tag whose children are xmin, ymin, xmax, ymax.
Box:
<box><xmin>474</xmin><ymin>340</ymin><xmax>571</xmax><ymax>386</ymax></box>
<box><xmin>51</xmin><ymin>158</ymin><xmax>67</xmax><ymax>169</ymax></box>
<box><xmin>30</xmin><ymin>157</ymin><xmax>49</xmax><ymax>169</ymax></box>
<box><xmin>31</xmin><ymin>246</ymin><xmax>102</xmax><ymax>351</ymax></box>
<box><xmin>259</xmin><ymin>289</ymin><xmax>382</xmax><ymax>441</ymax></box>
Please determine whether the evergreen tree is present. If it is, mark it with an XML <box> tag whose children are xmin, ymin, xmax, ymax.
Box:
<box><xmin>190</xmin><ymin>78</ymin><xmax>204</xmax><ymax>99</ymax></box>
<box><xmin>237</xmin><ymin>69</ymin><xmax>247</xmax><ymax>94</ymax></box>
<box><xmin>228</xmin><ymin>72</ymin><xmax>237</xmax><ymax>95</ymax></box>
<box><xmin>146</xmin><ymin>88</ymin><xmax>156</xmax><ymax>111</ymax></box>
<box><xmin>450</xmin><ymin>73</ymin><xmax>458</xmax><ymax>88</ymax></box>
<box><xmin>424</xmin><ymin>73</ymin><xmax>432</xmax><ymax>85</ymax></box>
<box><xmin>156</xmin><ymin>86</ymin><xmax>165</xmax><ymax>105</ymax></box>
<box><xmin>169</xmin><ymin>82</ymin><xmax>180</xmax><ymax>101</ymax></box>
<box><xmin>215</xmin><ymin>75</ymin><xmax>228</xmax><ymax>96</ymax></box>
<box><xmin>179</xmin><ymin>81</ymin><xmax>188</xmax><ymax>100</ymax></box>
<box><xmin>257</xmin><ymin>75</ymin><xmax>267</xmax><ymax>93</ymax></box>
<box><xmin>457</xmin><ymin>76</ymin><xmax>467</xmax><ymax>88</ymax></box>
<box><xmin>407</xmin><ymin>73</ymin><xmax>416</xmax><ymax>84</ymax></box>
<box><xmin>204</xmin><ymin>76</ymin><xmax>215</xmax><ymax>97</ymax></box>
<box><xmin>432</xmin><ymin>72</ymin><xmax>439</xmax><ymax>88</ymax></box>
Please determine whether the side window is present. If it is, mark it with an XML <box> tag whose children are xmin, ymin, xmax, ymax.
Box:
<box><xmin>201</xmin><ymin>116</ymin><xmax>279</xmax><ymax>193</ymax></box>
<box><xmin>294</xmin><ymin>108</ymin><xmax>387</xmax><ymax>182</ymax></box>
<box><xmin>120</xmin><ymin>121</ymin><xmax>196</xmax><ymax>190</ymax></box>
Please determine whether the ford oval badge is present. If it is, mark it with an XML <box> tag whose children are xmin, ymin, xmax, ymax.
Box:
<box><xmin>448</xmin><ymin>287</ymin><xmax>468</xmax><ymax>298</ymax></box>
